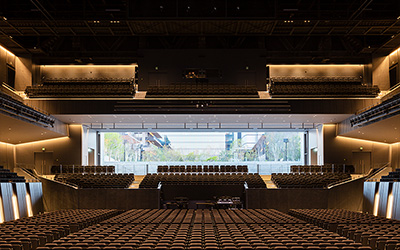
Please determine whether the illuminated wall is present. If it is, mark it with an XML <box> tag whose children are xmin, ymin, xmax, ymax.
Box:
<box><xmin>15</xmin><ymin>125</ymin><xmax>83</xmax><ymax>171</ymax></box>
<box><xmin>323</xmin><ymin>124</ymin><xmax>391</xmax><ymax>170</ymax></box>
<box><xmin>0</xmin><ymin>45</ymin><xmax>32</xmax><ymax>91</ymax></box>
<box><xmin>269</xmin><ymin>64</ymin><xmax>366</xmax><ymax>80</ymax></box>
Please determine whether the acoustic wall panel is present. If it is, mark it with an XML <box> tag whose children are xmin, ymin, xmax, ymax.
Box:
<box><xmin>27</xmin><ymin>182</ymin><xmax>44</xmax><ymax>215</ymax></box>
<box><xmin>392</xmin><ymin>182</ymin><xmax>400</xmax><ymax>220</ymax></box>
<box><xmin>0</xmin><ymin>183</ymin><xmax>14</xmax><ymax>221</ymax></box>
<box><xmin>378</xmin><ymin>182</ymin><xmax>389</xmax><ymax>218</ymax></box>
<box><xmin>363</xmin><ymin>182</ymin><xmax>377</xmax><ymax>214</ymax></box>
<box><xmin>15</xmin><ymin>183</ymin><xmax>27</xmax><ymax>218</ymax></box>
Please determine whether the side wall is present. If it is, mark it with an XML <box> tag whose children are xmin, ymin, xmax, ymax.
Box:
<box><xmin>247</xmin><ymin>178</ymin><xmax>364</xmax><ymax>212</ymax></box>
<box><xmin>15</xmin><ymin>125</ymin><xmax>82</xmax><ymax>171</ymax></box>
<box><xmin>323</xmin><ymin>124</ymin><xmax>390</xmax><ymax>169</ymax></box>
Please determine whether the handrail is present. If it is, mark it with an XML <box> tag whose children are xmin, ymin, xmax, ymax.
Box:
<box><xmin>365</xmin><ymin>163</ymin><xmax>391</xmax><ymax>181</ymax></box>
<box><xmin>327</xmin><ymin>175</ymin><xmax>363</xmax><ymax>189</ymax></box>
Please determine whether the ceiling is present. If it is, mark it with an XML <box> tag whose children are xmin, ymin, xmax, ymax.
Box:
<box><xmin>0</xmin><ymin>114</ymin><xmax>66</xmax><ymax>144</ymax></box>
<box><xmin>54</xmin><ymin>113</ymin><xmax>351</xmax><ymax>130</ymax></box>
<box><xmin>340</xmin><ymin>114</ymin><xmax>400</xmax><ymax>144</ymax></box>
<box><xmin>1</xmin><ymin>0</ymin><xmax>400</xmax><ymax>63</ymax></box>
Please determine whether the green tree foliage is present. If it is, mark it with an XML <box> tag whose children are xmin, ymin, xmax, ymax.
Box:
<box><xmin>104</xmin><ymin>133</ymin><xmax>124</xmax><ymax>161</ymax></box>
<box><xmin>263</xmin><ymin>133</ymin><xmax>301</xmax><ymax>161</ymax></box>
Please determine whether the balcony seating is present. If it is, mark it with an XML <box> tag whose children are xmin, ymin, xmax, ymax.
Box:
<box><xmin>54</xmin><ymin>173</ymin><xmax>134</xmax><ymax>188</ymax></box>
<box><xmin>0</xmin><ymin>91</ymin><xmax>55</xmax><ymax>127</ymax></box>
<box><xmin>157</xmin><ymin>165</ymin><xmax>248</xmax><ymax>173</ymax></box>
<box><xmin>139</xmin><ymin>173</ymin><xmax>266</xmax><ymax>189</ymax></box>
<box><xmin>290</xmin><ymin>165</ymin><xmax>355</xmax><ymax>174</ymax></box>
<box><xmin>269</xmin><ymin>76</ymin><xmax>379</xmax><ymax>98</ymax></box>
<box><xmin>271</xmin><ymin>173</ymin><xmax>351</xmax><ymax>188</ymax></box>
<box><xmin>51</xmin><ymin>165</ymin><xmax>115</xmax><ymax>174</ymax></box>
<box><xmin>0</xmin><ymin>166</ymin><xmax>26</xmax><ymax>182</ymax></box>
<box><xmin>25</xmin><ymin>78</ymin><xmax>134</xmax><ymax>98</ymax></box>
<box><xmin>145</xmin><ymin>83</ymin><xmax>259</xmax><ymax>98</ymax></box>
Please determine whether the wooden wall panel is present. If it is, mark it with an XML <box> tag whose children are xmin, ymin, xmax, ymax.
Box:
<box><xmin>27</xmin><ymin>182</ymin><xmax>44</xmax><ymax>215</ymax></box>
<box><xmin>15</xmin><ymin>183</ymin><xmax>27</xmax><ymax>218</ymax></box>
<box><xmin>378</xmin><ymin>182</ymin><xmax>389</xmax><ymax>217</ymax></box>
<box><xmin>0</xmin><ymin>183</ymin><xmax>14</xmax><ymax>221</ymax></box>
<box><xmin>328</xmin><ymin>178</ymin><xmax>364</xmax><ymax>211</ymax></box>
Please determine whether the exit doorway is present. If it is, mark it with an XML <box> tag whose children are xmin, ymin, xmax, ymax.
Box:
<box><xmin>34</xmin><ymin>152</ymin><xmax>53</xmax><ymax>175</ymax></box>
<box><xmin>352</xmin><ymin>151</ymin><xmax>371</xmax><ymax>174</ymax></box>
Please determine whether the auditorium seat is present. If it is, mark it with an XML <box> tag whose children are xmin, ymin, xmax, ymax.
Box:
<box><xmin>380</xmin><ymin>168</ymin><xmax>400</xmax><ymax>182</ymax></box>
<box><xmin>54</xmin><ymin>173</ymin><xmax>134</xmax><ymax>188</ymax></box>
<box><xmin>0</xmin><ymin>166</ymin><xmax>26</xmax><ymax>182</ymax></box>
<box><xmin>139</xmin><ymin>172</ymin><xmax>266</xmax><ymax>188</ymax></box>
<box><xmin>145</xmin><ymin>83</ymin><xmax>259</xmax><ymax>98</ymax></box>
<box><xmin>271</xmin><ymin>173</ymin><xmax>351</xmax><ymax>188</ymax></box>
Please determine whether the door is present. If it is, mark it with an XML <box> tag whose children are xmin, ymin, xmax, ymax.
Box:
<box><xmin>352</xmin><ymin>152</ymin><xmax>371</xmax><ymax>174</ymax></box>
<box><xmin>34</xmin><ymin>152</ymin><xmax>53</xmax><ymax>175</ymax></box>
<box><xmin>88</xmin><ymin>148</ymin><xmax>95</xmax><ymax>165</ymax></box>
<box><xmin>310</xmin><ymin>148</ymin><xmax>318</xmax><ymax>165</ymax></box>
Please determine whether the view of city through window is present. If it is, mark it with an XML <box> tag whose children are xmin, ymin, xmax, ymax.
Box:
<box><xmin>101</xmin><ymin>131</ymin><xmax>304</xmax><ymax>174</ymax></box>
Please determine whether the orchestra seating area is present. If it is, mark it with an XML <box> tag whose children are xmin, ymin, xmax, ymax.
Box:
<box><xmin>51</xmin><ymin>165</ymin><xmax>115</xmax><ymax>174</ymax></box>
<box><xmin>269</xmin><ymin>77</ymin><xmax>379</xmax><ymax>98</ymax></box>
<box><xmin>289</xmin><ymin>209</ymin><xmax>400</xmax><ymax>250</ymax></box>
<box><xmin>380</xmin><ymin>168</ymin><xmax>400</xmax><ymax>182</ymax></box>
<box><xmin>157</xmin><ymin>165</ymin><xmax>248</xmax><ymax>173</ymax></box>
<box><xmin>0</xmin><ymin>166</ymin><xmax>25</xmax><ymax>182</ymax></box>
<box><xmin>139</xmin><ymin>173</ymin><xmax>266</xmax><ymax>188</ymax></box>
<box><xmin>54</xmin><ymin>173</ymin><xmax>135</xmax><ymax>188</ymax></box>
<box><xmin>290</xmin><ymin>165</ymin><xmax>355</xmax><ymax>174</ymax></box>
<box><xmin>0</xmin><ymin>208</ymin><xmax>384</xmax><ymax>250</ymax></box>
<box><xmin>0</xmin><ymin>209</ymin><xmax>120</xmax><ymax>250</ymax></box>
<box><xmin>145</xmin><ymin>84</ymin><xmax>259</xmax><ymax>98</ymax></box>
<box><xmin>271</xmin><ymin>173</ymin><xmax>351</xmax><ymax>188</ymax></box>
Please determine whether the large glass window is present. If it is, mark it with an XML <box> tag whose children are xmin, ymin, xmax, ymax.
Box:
<box><xmin>101</xmin><ymin>131</ymin><xmax>304</xmax><ymax>174</ymax></box>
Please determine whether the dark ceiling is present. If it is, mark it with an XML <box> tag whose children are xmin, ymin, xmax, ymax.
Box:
<box><xmin>1</xmin><ymin>0</ymin><xmax>400</xmax><ymax>64</ymax></box>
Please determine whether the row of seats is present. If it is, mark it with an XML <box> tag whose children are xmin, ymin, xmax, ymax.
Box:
<box><xmin>139</xmin><ymin>173</ymin><xmax>266</xmax><ymax>189</ymax></box>
<box><xmin>100</xmin><ymin>209</ymin><xmax>304</xmax><ymax>225</ymax></box>
<box><xmin>289</xmin><ymin>209</ymin><xmax>399</xmax><ymax>227</ymax></box>
<box><xmin>289</xmin><ymin>209</ymin><xmax>400</xmax><ymax>250</ymax></box>
<box><xmin>290</xmin><ymin>165</ymin><xmax>355</xmax><ymax>174</ymax></box>
<box><xmin>30</xmin><ymin>209</ymin><xmax>374</xmax><ymax>250</ymax></box>
<box><xmin>271</xmin><ymin>173</ymin><xmax>351</xmax><ymax>188</ymax></box>
<box><xmin>51</xmin><ymin>166</ymin><xmax>115</xmax><ymax>174</ymax></box>
<box><xmin>0</xmin><ymin>91</ymin><xmax>56</xmax><ymax>127</ymax></box>
<box><xmin>271</xmin><ymin>76</ymin><xmax>362</xmax><ymax>84</ymax></box>
<box><xmin>157</xmin><ymin>165</ymin><xmax>248</xmax><ymax>173</ymax></box>
<box><xmin>0</xmin><ymin>209</ymin><xmax>120</xmax><ymax>250</ymax></box>
<box><xmin>380</xmin><ymin>168</ymin><xmax>400</xmax><ymax>182</ymax></box>
<box><xmin>25</xmin><ymin>84</ymin><xmax>134</xmax><ymax>98</ymax></box>
<box><xmin>0</xmin><ymin>166</ymin><xmax>26</xmax><ymax>182</ymax></box>
<box><xmin>54</xmin><ymin>173</ymin><xmax>135</xmax><ymax>189</ymax></box>
<box><xmin>350</xmin><ymin>94</ymin><xmax>400</xmax><ymax>127</ymax></box>
<box><xmin>146</xmin><ymin>84</ymin><xmax>258</xmax><ymax>97</ymax></box>
<box><xmin>269</xmin><ymin>84</ymin><xmax>380</xmax><ymax>98</ymax></box>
